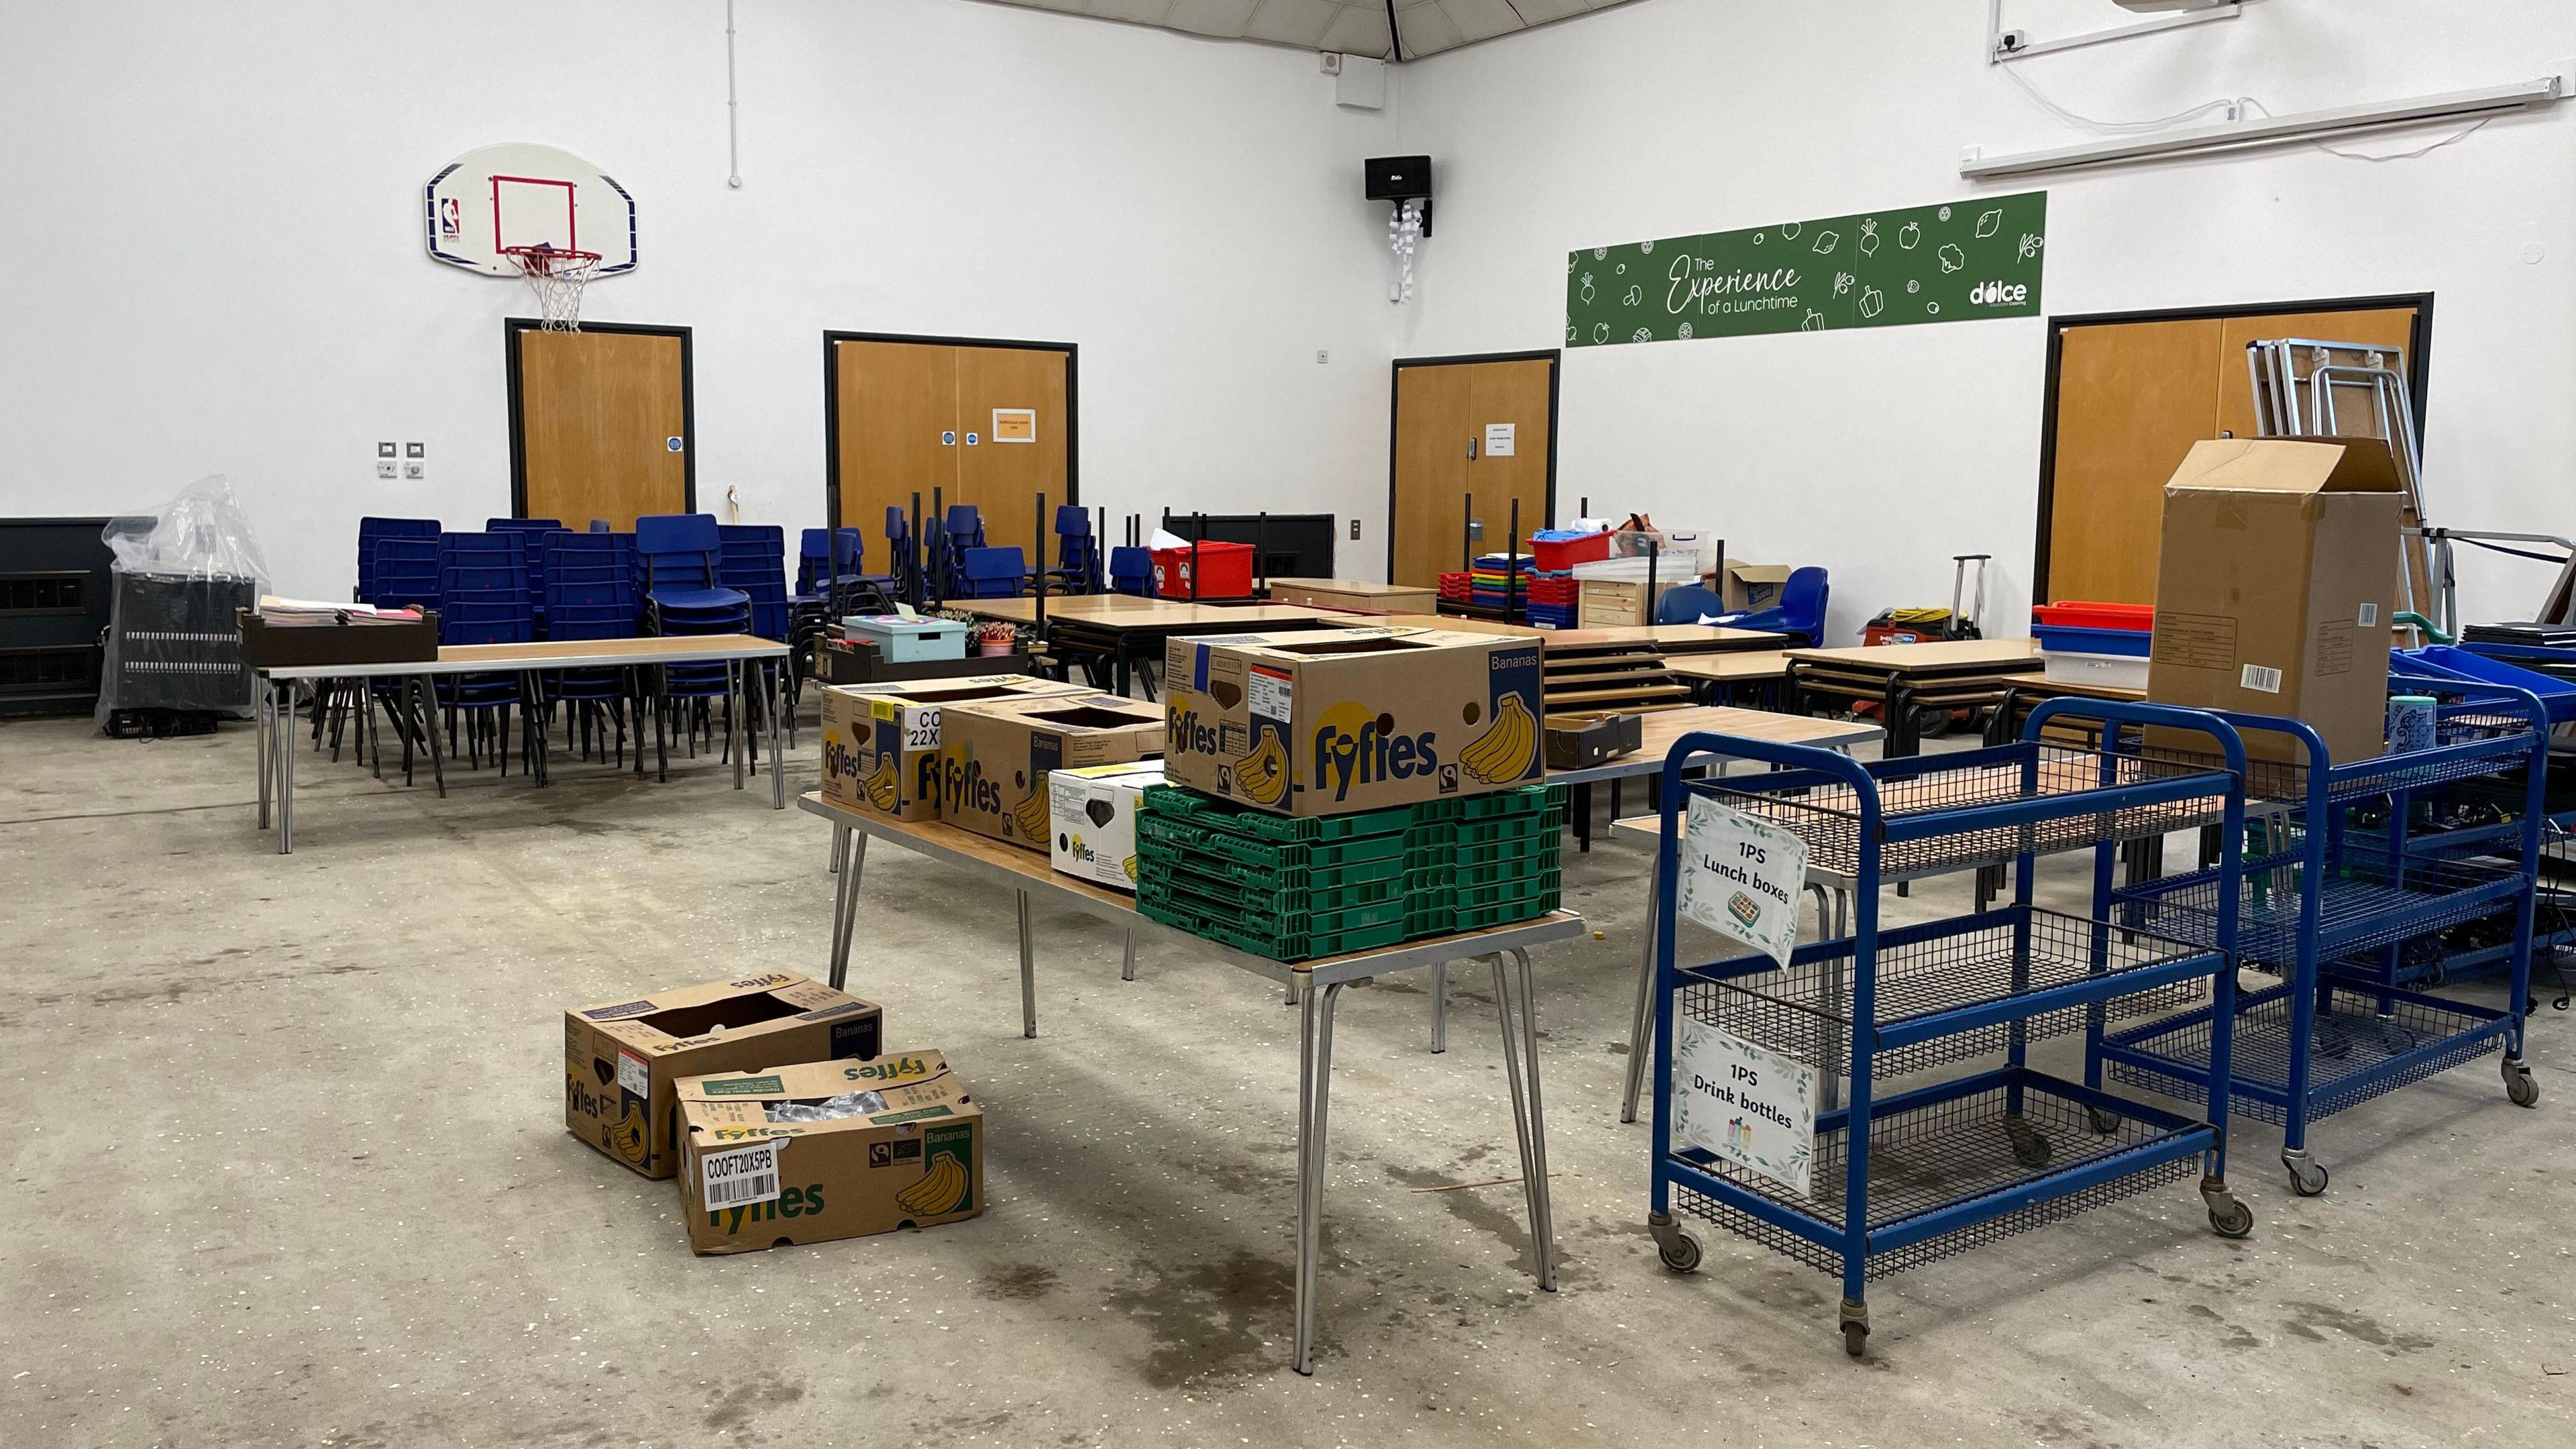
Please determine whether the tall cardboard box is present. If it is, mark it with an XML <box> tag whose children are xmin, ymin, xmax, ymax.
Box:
<box><xmin>940</xmin><ymin>693</ymin><xmax>1164</xmax><ymax>849</ymax></box>
<box><xmin>1161</xmin><ymin>627</ymin><xmax>1546</xmax><ymax>815</ymax></box>
<box><xmin>1048</xmin><ymin>760</ymin><xmax>1164</xmax><ymax>890</ymax></box>
<box><xmin>676</xmin><ymin>1051</ymin><xmax>983</xmax><ymax>1254</ymax></box>
<box><xmin>565</xmin><ymin>973</ymin><xmax>884</xmax><ymax>1180</ymax></box>
<box><xmin>818</xmin><ymin>676</ymin><xmax>1083</xmax><ymax>822</ymax></box>
<box><xmin>2146</xmin><ymin>437</ymin><xmax>2403</xmax><ymax>765</ymax></box>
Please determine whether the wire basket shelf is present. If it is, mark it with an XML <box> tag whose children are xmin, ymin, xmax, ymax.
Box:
<box><xmin>1677</xmin><ymin>907</ymin><xmax>2214</xmax><ymax>1080</ymax></box>
<box><xmin>2103</xmin><ymin>981</ymin><xmax>2509</xmax><ymax>1125</ymax></box>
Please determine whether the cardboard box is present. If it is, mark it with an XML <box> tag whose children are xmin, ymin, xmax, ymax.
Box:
<box><xmin>2145</xmin><ymin>437</ymin><xmax>2403</xmax><ymax>765</ymax></box>
<box><xmin>1161</xmin><ymin>627</ymin><xmax>1546</xmax><ymax>816</ymax></box>
<box><xmin>818</xmin><ymin>676</ymin><xmax>1084</xmax><ymax>822</ymax></box>
<box><xmin>565</xmin><ymin>973</ymin><xmax>883</xmax><ymax>1181</ymax></box>
<box><xmin>1719</xmin><ymin>561</ymin><xmax>1795</xmax><ymax>613</ymax></box>
<box><xmin>940</xmin><ymin>693</ymin><xmax>1165</xmax><ymax>849</ymax></box>
<box><xmin>1266</xmin><ymin>578</ymin><xmax>1439</xmax><ymax>615</ymax></box>
<box><xmin>1047</xmin><ymin>760</ymin><xmax>1164</xmax><ymax>891</ymax></box>
<box><xmin>676</xmin><ymin>1051</ymin><xmax>983</xmax><ymax>1254</ymax></box>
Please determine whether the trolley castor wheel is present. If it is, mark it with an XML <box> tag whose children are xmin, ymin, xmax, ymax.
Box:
<box><xmin>1839</xmin><ymin>1298</ymin><xmax>1870</xmax><ymax>1358</ymax></box>
<box><xmin>2004</xmin><ymin>1114</ymin><xmax>2053</xmax><ymax>1169</ymax></box>
<box><xmin>1646</xmin><ymin>1212</ymin><xmax>1703</xmax><ymax>1274</ymax></box>
<box><xmin>2504</xmin><ymin>1057</ymin><xmax>2539</xmax><ymax>1108</ymax></box>
<box><xmin>2283</xmin><ymin>1151</ymin><xmax>2328</xmax><ymax>1197</ymax></box>
<box><xmin>2201</xmin><ymin>1180</ymin><xmax>2254</xmax><ymax>1240</ymax></box>
<box><xmin>2084</xmin><ymin>1106</ymin><xmax>2124</xmax><ymax>1136</ymax></box>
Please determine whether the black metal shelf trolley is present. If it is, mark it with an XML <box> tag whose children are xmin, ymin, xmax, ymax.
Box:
<box><xmin>1643</xmin><ymin>701</ymin><xmax>2254</xmax><ymax>1355</ymax></box>
<box><xmin>2098</xmin><ymin>676</ymin><xmax>2548</xmax><ymax>1196</ymax></box>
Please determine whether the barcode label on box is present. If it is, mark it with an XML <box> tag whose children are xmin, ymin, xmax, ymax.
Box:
<box><xmin>616</xmin><ymin>1051</ymin><xmax>651</xmax><ymax>1099</ymax></box>
<box><xmin>2241</xmin><ymin>663</ymin><xmax>2284</xmax><ymax>694</ymax></box>
<box><xmin>1248</xmin><ymin>666</ymin><xmax>1293</xmax><ymax>720</ymax></box>
<box><xmin>700</xmin><ymin>1138</ymin><xmax>784</xmax><ymax>1212</ymax></box>
<box><xmin>2357</xmin><ymin>602</ymin><xmax>2379</xmax><ymax>628</ymax></box>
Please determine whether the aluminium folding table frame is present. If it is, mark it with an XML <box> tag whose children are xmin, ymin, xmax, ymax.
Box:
<box><xmin>799</xmin><ymin>790</ymin><xmax>1583</xmax><ymax>1376</ymax></box>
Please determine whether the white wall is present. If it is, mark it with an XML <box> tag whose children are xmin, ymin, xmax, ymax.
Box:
<box><xmin>0</xmin><ymin>0</ymin><xmax>1399</xmax><ymax>597</ymax></box>
<box><xmin>1388</xmin><ymin>0</ymin><xmax>2576</xmax><ymax>637</ymax></box>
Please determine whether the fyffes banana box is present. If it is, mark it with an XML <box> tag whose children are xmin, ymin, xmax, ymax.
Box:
<box><xmin>676</xmin><ymin>1051</ymin><xmax>983</xmax><ymax>1254</ymax></box>
<box><xmin>1047</xmin><ymin>760</ymin><xmax>1165</xmax><ymax>892</ymax></box>
<box><xmin>1161</xmin><ymin>627</ymin><xmax>1546</xmax><ymax>816</ymax></box>
<box><xmin>818</xmin><ymin>676</ymin><xmax>1085</xmax><ymax>822</ymax></box>
<box><xmin>938</xmin><ymin>694</ymin><xmax>1165</xmax><ymax>851</ymax></box>
<box><xmin>565</xmin><ymin>973</ymin><xmax>884</xmax><ymax>1181</ymax></box>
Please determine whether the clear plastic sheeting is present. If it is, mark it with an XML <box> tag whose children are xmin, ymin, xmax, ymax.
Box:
<box><xmin>101</xmin><ymin>474</ymin><xmax>270</xmax><ymax>582</ymax></box>
<box><xmin>95</xmin><ymin>475</ymin><xmax>264</xmax><ymax>729</ymax></box>
<box><xmin>764</xmin><ymin>1089</ymin><xmax>885</xmax><ymax>1124</ymax></box>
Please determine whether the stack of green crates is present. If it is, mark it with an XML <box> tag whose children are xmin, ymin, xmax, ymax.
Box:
<box><xmin>1136</xmin><ymin>784</ymin><xmax>1565</xmax><ymax>963</ymax></box>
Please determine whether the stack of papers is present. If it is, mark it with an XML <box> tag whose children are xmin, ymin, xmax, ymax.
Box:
<box><xmin>258</xmin><ymin>596</ymin><xmax>423</xmax><ymax>623</ymax></box>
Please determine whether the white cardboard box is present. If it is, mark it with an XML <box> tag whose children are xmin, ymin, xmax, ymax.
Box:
<box><xmin>1047</xmin><ymin>761</ymin><xmax>1165</xmax><ymax>892</ymax></box>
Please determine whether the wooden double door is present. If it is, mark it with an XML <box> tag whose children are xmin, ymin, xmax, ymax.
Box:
<box><xmin>2039</xmin><ymin>298</ymin><xmax>2428</xmax><ymax>605</ymax></box>
<box><xmin>1388</xmin><ymin>352</ymin><xmax>1557</xmax><ymax>588</ymax></box>
<box><xmin>508</xmin><ymin>321</ymin><xmax>694</xmax><ymax>529</ymax></box>
<box><xmin>827</xmin><ymin>334</ymin><xmax>1074</xmax><ymax>559</ymax></box>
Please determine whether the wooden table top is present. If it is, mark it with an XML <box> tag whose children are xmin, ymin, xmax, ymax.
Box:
<box><xmin>1787</xmin><ymin>639</ymin><xmax>2045</xmax><ymax>674</ymax></box>
<box><xmin>261</xmin><ymin>633</ymin><xmax>788</xmax><ymax>680</ymax></box>
<box><xmin>960</xmin><ymin>595</ymin><xmax>1351</xmax><ymax>629</ymax></box>
<box><xmin>1544</xmin><ymin>705</ymin><xmax>1880</xmax><ymax>785</ymax></box>
<box><xmin>1665</xmin><ymin>649</ymin><xmax>1799</xmax><ymax>684</ymax></box>
<box><xmin>1268</xmin><ymin>578</ymin><xmax>1431</xmax><ymax>598</ymax></box>
<box><xmin>799</xmin><ymin>792</ymin><xmax>1582</xmax><ymax>977</ymax></box>
<box><xmin>1356</xmin><ymin>615</ymin><xmax>1786</xmax><ymax>651</ymax></box>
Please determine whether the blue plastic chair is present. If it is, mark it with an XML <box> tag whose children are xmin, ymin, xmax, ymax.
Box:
<box><xmin>1652</xmin><ymin>583</ymin><xmax>1727</xmax><ymax>627</ymax></box>
<box><xmin>1700</xmin><ymin>566</ymin><xmax>1830</xmax><ymax>646</ymax></box>
<box><xmin>938</xmin><ymin>505</ymin><xmax>987</xmax><ymax>598</ymax></box>
<box><xmin>1052</xmin><ymin>504</ymin><xmax>1102</xmax><ymax>593</ymax></box>
<box><xmin>542</xmin><ymin>532</ymin><xmax>644</xmax><ymax>769</ymax></box>
<box><xmin>883</xmin><ymin>507</ymin><xmax>921</xmax><ymax>606</ymax></box>
<box><xmin>960</xmin><ymin>545</ymin><xmax>1028</xmax><ymax>598</ymax></box>
<box><xmin>633</xmin><ymin>514</ymin><xmax>755</xmax><ymax>780</ymax></box>
<box><xmin>717</xmin><ymin>524</ymin><xmax>793</xmax><ymax>642</ymax></box>
<box><xmin>1108</xmin><ymin>545</ymin><xmax>1152</xmax><ymax>596</ymax></box>
<box><xmin>356</xmin><ymin>517</ymin><xmax>439</xmax><ymax>603</ymax></box>
<box><xmin>434</xmin><ymin>531</ymin><xmax>536</xmax><ymax>773</ymax></box>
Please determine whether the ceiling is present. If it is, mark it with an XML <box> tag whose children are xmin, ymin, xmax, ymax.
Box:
<box><xmin>989</xmin><ymin>0</ymin><xmax>1638</xmax><ymax>60</ymax></box>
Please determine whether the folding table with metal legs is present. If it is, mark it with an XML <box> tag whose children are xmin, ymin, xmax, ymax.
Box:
<box><xmin>805</xmin><ymin>792</ymin><xmax>1580</xmax><ymax>1376</ymax></box>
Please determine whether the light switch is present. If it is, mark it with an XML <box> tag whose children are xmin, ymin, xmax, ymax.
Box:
<box><xmin>405</xmin><ymin>441</ymin><xmax>426</xmax><ymax>459</ymax></box>
<box><xmin>1348</xmin><ymin>519</ymin><xmax>1362</xmax><ymax>539</ymax></box>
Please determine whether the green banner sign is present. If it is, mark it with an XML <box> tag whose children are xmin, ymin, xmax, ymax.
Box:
<box><xmin>1566</xmin><ymin>191</ymin><xmax>2047</xmax><ymax>347</ymax></box>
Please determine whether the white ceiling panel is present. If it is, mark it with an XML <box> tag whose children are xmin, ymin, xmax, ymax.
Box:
<box><xmin>978</xmin><ymin>0</ymin><xmax>1634</xmax><ymax>59</ymax></box>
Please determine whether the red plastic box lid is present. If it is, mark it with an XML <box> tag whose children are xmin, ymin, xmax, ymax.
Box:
<box><xmin>2033</xmin><ymin>601</ymin><xmax>2153</xmax><ymax>631</ymax></box>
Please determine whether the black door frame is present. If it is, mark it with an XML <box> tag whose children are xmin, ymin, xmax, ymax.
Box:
<box><xmin>822</xmin><ymin>331</ymin><xmax>1080</xmax><ymax>533</ymax></box>
<box><xmin>2033</xmin><ymin>292</ymin><xmax>2433</xmax><ymax>604</ymax></box>
<box><xmin>1386</xmin><ymin>349</ymin><xmax>1562</xmax><ymax>580</ymax></box>
<box><xmin>504</xmin><ymin>318</ymin><xmax>697</xmax><ymax>521</ymax></box>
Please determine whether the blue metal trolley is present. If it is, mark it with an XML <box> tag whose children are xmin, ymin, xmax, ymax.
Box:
<box><xmin>1643</xmin><ymin>701</ymin><xmax>2253</xmax><ymax>1356</ymax></box>
<box><xmin>2099</xmin><ymin>676</ymin><xmax>2548</xmax><ymax>1195</ymax></box>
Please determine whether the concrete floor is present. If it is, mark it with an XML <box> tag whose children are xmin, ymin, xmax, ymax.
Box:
<box><xmin>3</xmin><ymin>708</ymin><xmax>2571</xmax><ymax>1448</ymax></box>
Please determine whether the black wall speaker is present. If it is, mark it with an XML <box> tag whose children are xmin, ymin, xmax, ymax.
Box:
<box><xmin>1364</xmin><ymin>156</ymin><xmax>1432</xmax><ymax>202</ymax></box>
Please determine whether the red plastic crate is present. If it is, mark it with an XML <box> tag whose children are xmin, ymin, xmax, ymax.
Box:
<box><xmin>1529</xmin><ymin>531</ymin><xmax>1612</xmax><ymax>573</ymax></box>
<box><xmin>2032</xmin><ymin>601</ymin><xmax>2153</xmax><ymax>632</ymax></box>
<box><xmin>1151</xmin><ymin>541</ymin><xmax>1254</xmax><ymax>599</ymax></box>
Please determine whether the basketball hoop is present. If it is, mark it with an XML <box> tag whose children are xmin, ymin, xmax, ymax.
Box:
<box><xmin>501</xmin><ymin>244</ymin><xmax>602</xmax><ymax>331</ymax></box>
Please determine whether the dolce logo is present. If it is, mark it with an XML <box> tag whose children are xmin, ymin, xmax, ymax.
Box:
<box><xmin>1970</xmin><ymin>280</ymin><xmax>2029</xmax><ymax>307</ymax></box>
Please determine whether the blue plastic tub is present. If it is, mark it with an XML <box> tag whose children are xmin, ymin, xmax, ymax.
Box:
<box><xmin>2400</xmin><ymin>645</ymin><xmax>2576</xmax><ymax>722</ymax></box>
<box><xmin>2032</xmin><ymin>623</ymin><xmax>2150</xmax><ymax>658</ymax></box>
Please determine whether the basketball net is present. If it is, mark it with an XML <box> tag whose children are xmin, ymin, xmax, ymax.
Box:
<box><xmin>502</xmin><ymin>245</ymin><xmax>602</xmax><ymax>331</ymax></box>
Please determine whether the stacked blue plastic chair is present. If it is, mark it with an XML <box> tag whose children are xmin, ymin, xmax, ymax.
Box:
<box><xmin>718</xmin><ymin>525</ymin><xmax>794</xmax><ymax>642</ymax></box>
<box><xmin>938</xmin><ymin>504</ymin><xmax>987</xmax><ymax>599</ymax></box>
<box><xmin>349</xmin><ymin>534</ymin><xmax>447</xmax><ymax>779</ymax></box>
<box><xmin>1108</xmin><ymin>545</ymin><xmax>1153</xmax><ymax>596</ymax></box>
<box><xmin>1051</xmin><ymin>505</ymin><xmax>1102</xmax><ymax>594</ymax></box>
<box><xmin>543</xmin><ymin>531</ymin><xmax>643</xmax><ymax>770</ymax></box>
<box><xmin>961</xmin><ymin>545</ymin><xmax>1028</xmax><ymax>599</ymax></box>
<box><xmin>635</xmin><ymin>514</ymin><xmax>752</xmax><ymax>780</ymax></box>
<box><xmin>356</xmin><ymin>517</ymin><xmax>440</xmax><ymax>604</ymax></box>
<box><xmin>437</xmin><ymin>531</ymin><xmax>535</xmax><ymax>774</ymax></box>
<box><xmin>487</xmin><ymin>518</ymin><xmax>568</xmax><ymax>634</ymax></box>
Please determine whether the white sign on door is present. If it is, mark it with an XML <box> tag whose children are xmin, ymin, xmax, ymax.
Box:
<box><xmin>1483</xmin><ymin>423</ymin><xmax>1516</xmax><ymax>457</ymax></box>
<box><xmin>1675</xmin><ymin>795</ymin><xmax>1809</xmax><ymax>967</ymax></box>
<box><xmin>1671</xmin><ymin>1016</ymin><xmax>1818</xmax><ymax>1196</ymax></box>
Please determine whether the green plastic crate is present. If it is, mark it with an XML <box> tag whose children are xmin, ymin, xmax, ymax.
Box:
<box><xmin>1140</xmin><ymin>786</ymin><xmax>1411</xmax><ymax>841</ymax></box>
<box><xmin>1137</xmin><ymin>895</ymin><xmax>1407</xmax><ymax>963</ymax></box>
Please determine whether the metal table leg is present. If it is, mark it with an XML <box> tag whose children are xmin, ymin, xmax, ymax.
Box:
<box><xmin>827</xmin><ymin>824</ymin><xmax>854</xmax><ymax>976</ymax></box>
<box><xmin>1619</xmin><ymin>868</ymin><xmax>1662</xmax><ymax>1123</ymax></box>
<box><xmin>1017</xmin><ymin>889</ymin><xmax>1038</xmax><ymax>1039</ymax></box>
<box><xmin>419</xmin><ymin>676</ymin><xmax>447</xmax><ymax>798</ymax></box>
<box><xmin>770</xmin><ymin>655</ymin><xmax>786</xmax><ymax>808</ymax></box>
<box><xmin>256</xmin><ymin>677</ymin><xmax>273</xmax><ymax>831</ymax></box>
<box><xmin>274</xmin><ymin>681</ymin><xmax>295</xmax><ymax>855</ymax></box>
<box><xmin>729</xmin><ymin>661</ymin><xmax>746</xmax><ymax>791</ymax></box>
<box><xmin>1293</xmin><ymin>977</ymin><xmax>1345</xmax><ymax>1376</ymax></box>
<box><xmin>1122</xmin><ymin>929</ymin><xmax>1137</xmax><ymax>982</ymax></box>
<box><xmin>1493</xmin><ymin>947</ymin><xmax>1558</xmax><ymax>1291</ymax></box>
<box><xmin>828</xmin><ymin>832</ymin><xmax>867</xmax><ymax>991</ymax></box>
<box><xmin>1430</xmin><ymin>959</ymin><xmax>1448</xmax><ymax>1054</ymax></box>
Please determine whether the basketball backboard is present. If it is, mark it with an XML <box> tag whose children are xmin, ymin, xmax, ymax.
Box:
<box><xmin>424</xmin><ymin>142</ymin><xmax>637</xmax><ymax>277</ymax></box>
